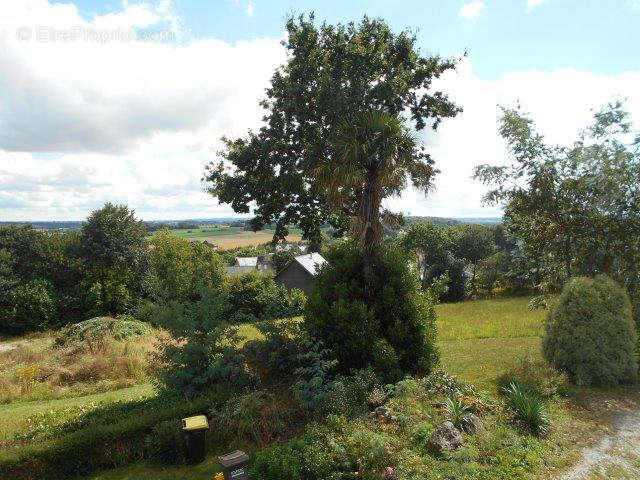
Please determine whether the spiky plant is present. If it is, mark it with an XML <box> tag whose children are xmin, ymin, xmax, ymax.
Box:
<box><xmin>502</xmin><ymin>382</ymin><xmax>550</xmax><ymax>436</ymax></box>
<box><xmin>314</xmin><ymin>110</ymin><xmax>436</xmax><ymax>291</ymax></box>
<box><xmin>443</xmin><ymin>396</ymin><xmax>469</xmax><ymax>429</ymax></box>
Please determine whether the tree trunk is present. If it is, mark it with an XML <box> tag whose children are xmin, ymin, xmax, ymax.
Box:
<box><xmin>359</xmin><ymin>171</ymin><xmax>383</xmax><ymax>296</ymax></box>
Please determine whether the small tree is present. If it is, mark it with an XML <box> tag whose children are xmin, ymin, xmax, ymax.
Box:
<box><xmin>401</xmin><ymin>222</ymin><xmax>450</xmax><ymax>290</ymax></box>
<box><xmin>448</xmin><ymin>224</ymin><xmax>495</xmax><ymax>294</ymax></box>
<box><xmin>543</xmin><ymin>275</ymin><xmax>638</xmax><ymax>386</ymax></box>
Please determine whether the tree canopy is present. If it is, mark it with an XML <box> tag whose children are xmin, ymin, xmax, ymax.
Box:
<box><xmin>205</xmin><ymin>15</ymin><xmax>461</xmax><ymax>243</ymax></box>
<box><xmin>474</xmin><ymin>100</ymin><xmax>640</xmax><ymax>292</ymax></box>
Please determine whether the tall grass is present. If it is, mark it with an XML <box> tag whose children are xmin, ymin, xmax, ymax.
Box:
<box><xmin>0</xmin><ymin>332</ymin><xmax>164</xmax><ymax>404</ymax></box>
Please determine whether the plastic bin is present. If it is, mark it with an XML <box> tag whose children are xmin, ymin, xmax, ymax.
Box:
<box><xmin>181</xmin><ymin>415</ymin><xmax>209</xmax><ymax>464</ymax></box>
<box><xmin>218</xmin><ymin>450</ymin><xmax>250</xmax><ymax>480</ymax></box>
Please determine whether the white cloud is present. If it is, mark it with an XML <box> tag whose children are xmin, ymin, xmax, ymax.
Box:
<box><xmin>1</xmin><ymin>1</ymin><xmax>639</xmax><ymax>222</ymax></box>
<box><xmin>458</xmin><ymin>1</ymin><xmax>486</xmax><ymax>20</ymax></box>
<box><xmin>387</xmin><ymin>59</ymin><xmax>640</xmax><ymax>218</ymax></box>
<box><xmin>526</xmin><ymin>0</ymin><xmax>549</xmax><ymax>12</ymax></box>
<box><xmin>246</xmin><ymin>4</ymin><xmax>254</xmax><ymax>17</ymax></box>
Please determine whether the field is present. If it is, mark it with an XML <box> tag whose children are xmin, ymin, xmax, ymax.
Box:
<box><xmin>151</xmin><ymin>226</ymin><xmax>302</xmax><ymax>249</ymax></box>
<box><xmin>2</xmin><ymin>296</ymin><xmax>638</xmax><ymax>479</ymax></box>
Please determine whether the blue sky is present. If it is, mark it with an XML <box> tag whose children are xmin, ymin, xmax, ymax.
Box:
<box><xmin>1</xmin><ymin>1</ymin><xmax>639</xmax><ymax>221</ymax></box>
<box><xmin>64</xmin><ymin>0</ymin><xmax>640</xmax><ymax>79</ymax></box>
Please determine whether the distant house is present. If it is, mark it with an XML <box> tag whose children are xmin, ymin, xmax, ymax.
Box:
<box><xmin>274</xmin><ymin>252</ymin><xmax>327</xmax><ymax>295</ymax></box>
<box><xmin>225</xmin><ymin>265</ymin><xmax>257</xmax><ymax>276</ymax></box>
<box><xmin>226</xmin><ymin>256</ymin><xmax>273</xmax><ymax>277</ymax></box>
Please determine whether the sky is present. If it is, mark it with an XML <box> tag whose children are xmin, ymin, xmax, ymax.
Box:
<box><xmin>0</xmin><ymin>0</ymin><xmax>639</xmax><ymax>221</ymax></box>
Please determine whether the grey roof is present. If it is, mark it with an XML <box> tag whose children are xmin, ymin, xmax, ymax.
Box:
<box><xmin>225</xmin><ymin>266</ymin><xmax>256</xmax><ymax>276</ymax></box>
<box><xmin>294</xmin><ymin>252</ymin><xmax>327</xmax><ymax>276</ymax></box>
<box><xmin>235</xmin><ymin>257</ymin><xmax>258</xmax><ymax>267</ymax></box>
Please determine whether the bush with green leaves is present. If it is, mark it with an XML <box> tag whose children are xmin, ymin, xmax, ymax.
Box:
<box><xmin>2</xmin><ymin>279</ymin><xmax>55</xmax><ymax>335</ymax></box>
<box><xmin>145</xmin><ymin>419</ymin><xmax>186</xmax><ymax>465</ymax></box>
<box><xmin>153</xmin><ymin>290</ymin><xmax>255</xmax><ymax>398</ymax></box>
<box><xmin>305</xmin><ymin>240</ymin><xmax>438</xmax><ymax>382</ymax></box>
<box><xmin>227</xmin><ymin>271</ymin><xmax>305</xmax><ymax>322</ymax></box>
<box><xmin>0</xmin><ymin>392</ymin><xmax>222</xmax><ymax>480</ymax></box>
<box><xmin>543</xmin><ymin>275</ymin><xmax>638</xmax><ymax>386</ymax></box>
<box><xmin>54</xmin><ymin>314</ymin><xmax>150</xmax><ymax>347</ymax></box>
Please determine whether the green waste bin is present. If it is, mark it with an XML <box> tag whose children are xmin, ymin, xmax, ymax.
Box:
<box><xmin>182</xmin><ymin>415</ymin><xmax>208</xmax><ymax>464</ymax></box>
<box><xmin>218</xmin><ymin>450</ymin><xmax>250</xmax><ymax>480</ymax></box>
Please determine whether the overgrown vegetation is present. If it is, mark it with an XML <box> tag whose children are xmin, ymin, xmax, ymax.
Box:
<box><xmin>305</xmin><ymin>241</ymin><xmax>438</xmax><ymax>382</ymax></box>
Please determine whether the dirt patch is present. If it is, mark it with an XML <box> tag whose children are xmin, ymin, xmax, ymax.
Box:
<box><xmin>558</xmin><ymin>396</ymin><xmax>640</xmax><ymax>480</ymax></box>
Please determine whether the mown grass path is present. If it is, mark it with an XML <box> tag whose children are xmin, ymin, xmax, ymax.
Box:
<box><xmin>0</xmin><ymin>384</ymin><xmax>153</xmax><ymax>443</ymax></box>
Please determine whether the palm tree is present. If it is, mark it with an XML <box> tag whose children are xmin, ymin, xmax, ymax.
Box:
<box><xmin>314</xmin><ymin>110</ymin><xmax>437</xmax><ymax>290</ymax></box>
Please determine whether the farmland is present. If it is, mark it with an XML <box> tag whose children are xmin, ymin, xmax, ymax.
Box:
<box><xmin>149</xmin><ymin>225</ymin><xmax>303</xmax><ymax>249</ymax></box>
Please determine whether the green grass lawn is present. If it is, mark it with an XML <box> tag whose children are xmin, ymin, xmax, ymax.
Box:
<box><xmin>0</xmin><ymin>384</ymin><xmax>154</xmax><ymax>443</ymax></box>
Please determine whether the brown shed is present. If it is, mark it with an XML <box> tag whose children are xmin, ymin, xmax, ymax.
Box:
<box><xmin>274</xmin><ymin>252</ymin><xmax>327</xmax><ymax>295</ymax></box>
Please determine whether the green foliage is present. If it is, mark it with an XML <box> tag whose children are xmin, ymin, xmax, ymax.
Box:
<box><xmin>448</xmin><ymin>223</ymin><xmax>495</xmax><ymax>294</ymax></box>
<box><xmin>54</xmin><ymin>315</ymin><xmax>150</xmax><ymax>347</ymax></box>
<box><xmin>153</xmin><ymin>289</ymin><xmax>254</xmax><ymax>398</ymax></box>
<box><xmin>0</xmin><ymin>226</ymin><xmax>84</xmax><ymax>334</ymax></box>
<box><xmin>205</xmin><ymin>14</ymin><xmax>460</xmax><ymax>242</ymax></box>
<box><xmin>0</xmin><ymin>393</ymin><xmax>219</xmax><ymax>480</ymax></box>
<box><xmin>227</xmin><ymin>271</ymin><xmax>306</xmax><ymax>322</ymax></box>
<box><xmin>80</xmin><ymin>203</ymin><xmax>150</xmax><ymax>316</ymax></box>
<box><xmin>443</xmin><ymin>397</ymin><xmax>470</xmax><ymax>429</ymax></box>
<box><xmin>3</xmin><ymin>279</ymin><xmax>55</xmax><ymax>335</ymax></box>
<box><xmin>543</xmin><ymin>275</ymin><xmax>638</xmax><ymax>386</ymax></box>
<box><xmin>497</xmin><ymin>357</ymin><xmax>569</xmax><ymax>398</ymax></box>
<box><xmin>145</xmin><ymin>419</ymin><xmax>186</xmax><ymax>465</ymax></box>
<box><xmin>475</xmin><ymin>101</ymin><xmax>640</xmax><ymax>294</ymax></box>
<box><xmin>149</xmin><ymin>231</ymin><xmax>225</xmax><ymax>301</ymax></box>
<box><xmin>502</xmin><ymin>383</ymin><xmax>549</xmax><ymax>436</ymax></box>
<box><xmin>305</xmin><ymin>240</ymin><xmax>438</xmax><ymax>382</ymax></box>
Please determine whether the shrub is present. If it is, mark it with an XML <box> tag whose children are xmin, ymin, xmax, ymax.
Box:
<box><xmin>3</xmin><ymin>279</ymin><xmax>55</xmax><ymax>335</ymax></box>
<box><xmin>153</xmin><ymin>289</ymin><xmax>255</xmax><ymax>398</ymax></box>
<box><xmin>54</xmin><ymin>315</ymin><xmax>150</xmax><ymax>347</ymax></box>
<box><xmin>542</xmin><ymin>275</ymin><xmax>638</xmax><ymax>386</ymax></box>
<box><xmin>443</xmin><ymin>397</ymin><xmax>469</xmax><ymax>430</ymax></box>
<box><xmin>502</xmin><ymin>383</ymin><xmax>549</xmax><ymax>436</ymax></box>
<box><xmin>227</xmin><ymin>272</ymin><xmax>305</xmax><ymax>322</ymax></box>
<box><xmin>0</xmin><ymin>393</ymin><xmax>221</xmax><ymax>480</ymax></box>
<box><xmin>497</xmin><ymin>357</ymin><xmax>569</xmax><ymax>398</ymax></box>
<box><xmin>305</xmin><ymin>241</ymin><xmax>438</xmax><ymax>382</ymax></box>
<box><xmin>145</xmin><ymin>419</ymin><xmax>186</xmax><ymax>465</ymax></box>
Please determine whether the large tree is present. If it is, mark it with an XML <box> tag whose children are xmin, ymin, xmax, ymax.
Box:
<box><xmin>205</xmin><ymin>15</ymin><xmax>461</xmax><ymax>244</ymax></box>
<box><xmin>474</xmin><ymin>101</ymin><xmax>640</xmax><ymax>294</ymax></box>
<box><xmin>80</xmin><ymin>203</ymin><xmax>150</xmax><ymax>315</ymax></box>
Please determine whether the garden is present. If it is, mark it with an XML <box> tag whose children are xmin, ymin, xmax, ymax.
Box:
<box><xmin>2</xmin><ymin>13</ymin><xmax>640</xmax><ymax>480</ymax></box>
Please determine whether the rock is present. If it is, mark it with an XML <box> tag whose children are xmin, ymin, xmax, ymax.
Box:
<box><xmin>427</xmin><ymin>421</ymin><xmax>464</xmax><ymax>455</ymax></box>
<box><xmin>460</xmin><ymin>413</ymin><xmax>485</xmax><ymax>435</ymax></box>
<box><xmin>375</xmin><ymin>407</ymin><xmax>390</xmax><ymax>417</ymax></box>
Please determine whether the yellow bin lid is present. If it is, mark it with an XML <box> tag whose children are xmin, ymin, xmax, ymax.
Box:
<box><xmin>182</xmin><ymin>415</ymin><xmax>209</xmax><ymax>431</ymax></box>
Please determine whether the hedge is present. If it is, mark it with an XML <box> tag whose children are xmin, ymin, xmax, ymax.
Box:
<box><xmin>0</xmin><ymin>395</ymin><xmax>223</xmax><ymax>480</ymax></box>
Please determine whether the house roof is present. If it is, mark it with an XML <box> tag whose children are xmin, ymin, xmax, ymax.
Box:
<box><xmin>235</xmin><ymin>257</ymin><xmax>258</xmax><ymax>267</ymax></box>
<box><xmin>294</xmin><ymin>252</ymin><xmax>327</xmax><ymax>276</ymax></box>
<box><xmin>225</xmin><ymin>266</ymin><xmax>256</xmax><ymax>276</ymax></box>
